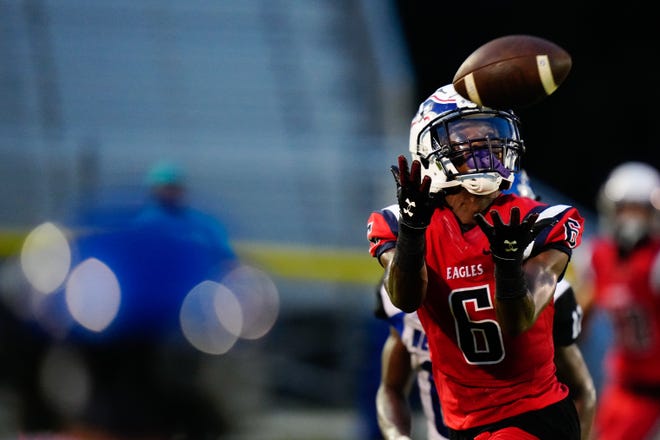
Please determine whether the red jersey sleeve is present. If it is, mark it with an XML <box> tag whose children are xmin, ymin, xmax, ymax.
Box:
<box><xmin>366</xmin><ymin>203</ymin><xmax>399</xmax><ymax>259</ymax></box>
<box><xmin>489</xmin><ymin>195</ymin><xmax>585</xmax><ymax>263</ymax></box>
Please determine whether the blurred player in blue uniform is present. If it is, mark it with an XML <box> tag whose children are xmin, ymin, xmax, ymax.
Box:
<box><xmin>10</xmin><ymin>160</ymin><xmax>239</xmax><ymax>438</ymax></box>
<box><xmin>135</xmin><ymin>160</ymin><xmax>237</xmax><ymax>270</ymax></box>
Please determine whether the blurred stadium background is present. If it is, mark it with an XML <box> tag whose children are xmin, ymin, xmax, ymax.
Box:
<box><xmin>0</xmin><ymin>0</ymin><xmax>625</xmax><ymax>438</ymax></box>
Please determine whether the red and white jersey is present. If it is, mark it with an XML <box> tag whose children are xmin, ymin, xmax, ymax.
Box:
<box><xmin>589</xmin><ymin>236</ymin><xmax>660</xmax><ymax>387</ymax></box>
<box><xmin>367</xmin><ymin>194</ymin><xmax>584</xmax><ymax>430</ymax></box>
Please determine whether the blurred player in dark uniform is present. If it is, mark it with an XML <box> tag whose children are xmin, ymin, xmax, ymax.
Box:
<box><xmin>377</xmin><ymin>84</ymin><xmax>585</xmax><ymax>439</ymax></box>
<box><xmin>574</xmin><ymin>161</ymin><xmax>660</xmax><ymax>440</ymax></box>
<box><xmin>368</xmin><ymin>172</ymin><xmax>595</xmax><ymax>440</ymax></box>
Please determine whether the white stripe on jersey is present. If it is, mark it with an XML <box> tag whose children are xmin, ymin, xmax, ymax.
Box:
<box><xmin>537</xmin><ymin>204</ymin><xmax>572</xmax><ymax>221</ymax></box>
<box><xmin>523</xmin><ymin>204</ymin><xmax>573</xmax><ymax>259</ymax></box>
<box><xmin>554</xmin><ymin>278</ymin><xmax>571</xmax><ymax>301</ymax></box>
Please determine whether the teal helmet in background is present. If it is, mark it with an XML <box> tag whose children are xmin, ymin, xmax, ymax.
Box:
<box><xmin>145</xmin><ymin>161</ymin><xmax>186</xmax><ymax>187</ymax></box>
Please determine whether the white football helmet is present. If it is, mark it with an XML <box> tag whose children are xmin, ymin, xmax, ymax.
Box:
<box><xmin>599</xmin><ymin>162</ymin><xmax>660</xmax><ymax>207</ymax></box>
<box><xmin>409</xmin><ymin>84</ymin><xmax>525</xmax><ymax>195</ymax></box>
<box><xmin>597</xmin><ymin>161</ymin><xmax>660</xmax><ymax>249</ymax></box>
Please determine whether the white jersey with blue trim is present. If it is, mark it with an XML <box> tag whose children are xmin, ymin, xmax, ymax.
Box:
<box><xmin>378</xmin><ymin>283</ymin><xmax>449</xmax><ymax>440</ymax></box>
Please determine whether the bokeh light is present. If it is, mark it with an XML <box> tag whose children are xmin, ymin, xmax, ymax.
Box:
<box><xmin>221</xmin><ymin>265</ymin><xmax>279</xmax><ymax>340</ymax></box>
<box><xmin>65</xmin><ymin>258</ymin><xmax>121</xmax><ymax>332</ymax></box>
<box><xmin>180</xmin><ymin>280</ymin><xmax>241</xmax><ymax>355</ymax></box>
<box><xmin>20</xmin><ymin>222</ymin><xmax>71</xmax><ymax>294</ymax></box>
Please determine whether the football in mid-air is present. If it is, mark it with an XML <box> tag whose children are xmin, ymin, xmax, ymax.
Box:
<box><xmin>452</xmin><ymin>34</ymin><xmax>572</xmax><ymax>109</ymax></box>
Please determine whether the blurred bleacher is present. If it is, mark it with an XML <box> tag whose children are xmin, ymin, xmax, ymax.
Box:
<box><xmin>0</xmin><ymin>0</ymin><xmax>416</xmax><ymax>438</ymax></box>
<box><xmin>0</xmin><ymin>0</ymin><xmax>413</xmax><ymax>244</ymax></box>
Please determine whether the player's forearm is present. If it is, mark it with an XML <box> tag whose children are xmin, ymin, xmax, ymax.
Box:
<box><xmin>376</xmin><ymin>386</ymin><xmax>413</xmax><ymax>440</ymax></box>
<box><xmin>475</xmin><ymin>208</ymin><xmax>558</xmax><ymax>334</ymax></box>
<box><xmin>386</xmin><ymin>224</ymin><xmax>427</xmax><ymax>312</ymax></box>
<box><xmin>386</xmin><ymin>262</ymin><xmax>427</xmax><ymax>313</ymax></box>
<box><xmin>556</xmin><ymin>345</ymin><xmax>597</xmax><ymax>440</ymax></box>
<box><xmin>493</xmin><ymin>259</ymin><xmax>534</xmax><ymax>335</ymax></box>
<box><xmin>568</xmin><ymin>363</ymin><xmax>596</xmax><ymax>440</ymax></box>
<box><xmin>574</xmin><ymin>392</ymin><xmax>596</xmax><ymax>440</ymax></box>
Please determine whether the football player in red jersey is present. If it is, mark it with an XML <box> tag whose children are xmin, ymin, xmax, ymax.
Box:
<box><xmin>574</xmin><ymin>161</ymin><xmax>660</xmax><ymax>440</ymax></box>
<box><xmin>378</xmin><ymin>84</ymin><xmax>585</xmax><ymax>439</ymax></box>
<box><xmin>369</xmin><ymin>172</ymin><xmax>595</xmax><ymax>440</ymax></box>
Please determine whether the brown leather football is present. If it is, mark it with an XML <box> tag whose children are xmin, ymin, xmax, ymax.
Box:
<box><xmin>453</xmin><ymin>35</ymin><xmax>572</xmax><ymax>109</ymax></box>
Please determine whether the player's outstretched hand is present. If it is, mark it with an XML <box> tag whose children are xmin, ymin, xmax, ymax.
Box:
<box><xmin>390</xmin><ymin>155</ymin><xmax>433</xmax><ymax>230</ymax></box>
<box><xmin>474</xmin><ymin>207</ymin><xmax>556</xmax><ymax>262</ymax></box>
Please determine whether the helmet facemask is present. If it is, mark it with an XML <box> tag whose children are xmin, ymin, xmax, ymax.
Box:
<box><xmin>612</xmin><ymin>208</ymin><xmax>651</xmax><ymax>254</ymax></box>
<box><xmin>416</xmin><ymin>108</ymin><xmax>524</xmax><ymax>195</ymax></box>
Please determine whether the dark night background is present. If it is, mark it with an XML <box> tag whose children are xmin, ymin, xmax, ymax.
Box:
<box><xmin>394</xmin><ymin>0</ymin><xmax>657</xmax><ymax>212</ymax></box>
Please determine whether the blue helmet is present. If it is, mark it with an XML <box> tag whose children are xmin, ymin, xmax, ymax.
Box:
<box><xmin>502</xmin><ymin>169</ymin><xmax>538</xmax><ymax>200</ymax></box>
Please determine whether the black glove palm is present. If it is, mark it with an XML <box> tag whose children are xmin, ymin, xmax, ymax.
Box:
<box><xmin>391</xmin><ymin>155</ymin><xmax>434</xmax><ymax>230</ymax></box>
<box><xmin>474</xmin><ymin>207</ymin><xmax>556</xmax><ymax>262</ymax></box>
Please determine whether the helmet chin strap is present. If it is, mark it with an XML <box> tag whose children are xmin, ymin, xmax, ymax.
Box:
<box><xmin>456</xmin><ymin>173</ymin><xmax>502</xmax><ymax>195</ymax></box>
